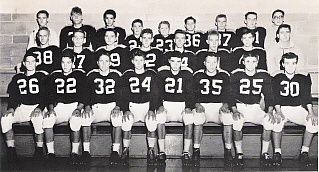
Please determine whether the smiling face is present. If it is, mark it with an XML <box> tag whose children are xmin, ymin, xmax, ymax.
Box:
<box><xmin>132</xmin><ymin>22</ymin><xmax>143</xmax><ymax>36</ymax></box>
<box><xmin>72</xmin><ymin>31</ymin><xmax>86</xmax><ymax>47</ymax></box>
<box><xmin>204</xmin><ymin>56</ymin><xmax>218</xmax><ymax>73</ymax></box>
<box><xmin>272</xmin><ymin>12</ymin><xmax>284</xmax><ymax>26</ymax></box>
<box><xmin>70</xmin><ymin>12</ymin><xmax>83</xmax><ymax>25</ymax></box>
<box><xmin>174</xmin><ymin>33</ymin><xmax>186</xmax><ymax>48</ymax></box>
<box><xmin>97</xmin><ymin>54</ymin><xmax>111</xmax><ymax>72</ymax></box>
<box><xmin>159</xmin><ymin>23</ymin><xmax>170</xmax><ymax>36</ymax></box>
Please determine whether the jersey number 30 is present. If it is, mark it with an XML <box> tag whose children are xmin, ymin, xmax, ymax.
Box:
<box><xmin>280</xmin><ymin>81</ymin><xmax>299</xmax><ymax>97</ymax></box>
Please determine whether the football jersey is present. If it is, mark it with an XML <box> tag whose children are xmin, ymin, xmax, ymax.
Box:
<box><xmin>59</xmin><ymin>25</ymin><xmax>97</xmax><ymax>50</ymax></box>
<box><xmin>124</xmin><ymin>35</ymin><xmax>142</xmax><ymax>50</ymax></box>
<box><xmin>273</xmin><ymin>72</ymin><xmax>312</xmax><ymax>106</ymax></box>
<box><xmin>195</xmin><ymin>48</ymin><xmax>233</xmax><ymax>72</ymax></box>
<box><xmin>47</xmin><ymin>69</ymin><xmax>86</xmax><ymax>106</ymax></box>
<box><xmin>86</xmin><ymin>69</ymin><xmax>122</xmax><ymax>106</ymax></box>
<box><xmin>154</xmin><ymin>68</ymin><xmax>194</xmax><ymax>109</ymax></box>
<box><xmin>231</xmin><ymin>47</ymin><xmax>267</xmax><ymax>72</ymax></box>
<box><xmin>96</xmin><ymin>46</ymin><xmax>131</xmax><ymax>73</ymax></box>
<box><xmin>163</xmin><ymin>50</ymin><xmax>197</xmax><ymax>71</ymax></box>
<box><xmin>218</xmin><ymin>30</ymin><xmax>236</xmax><ymax>51</ymax></box>
<box><xmin>63</xmin><ymin>48</ymin><xmax>96</xmax><ymax>73</ymax></box>
<box><xmin>235</xmin><ymin>27</ymin><xmax>267</xmax><ymax>48</ymax></box>
<box><xmin>229</xmin><ymin>69</ymin><xmax>274</xmax><ymax>108</ymax></box>
<box><xmin>121</xmin><ymin>69</ymin><xmax>157</xmax><ymax>111</ymax></box>
<box><xmin>7</xmin><ymin>71</ymin><xmax>48</xmax><ymax>110</ymax></box>
<box><xmin>184</xmin><ymin>31</ymin><xmax>208</xmax><ymax>53</ymax></box>
<box><xmin>96</xmin><ymin>27</ymin><xmax>126</xmax><ymax>47</ymax></box>
<box><xmin>193</xmin><ymin>69</ymin><xmax>231</xmax><ymax>104</ymax></box>
<box><xmin>151</xmin><ymin>34</ymin><xmax>175</xmax><ymax>52</ymax></box>
<box><xmin>26</xmin><ymin>45</ymin><xmax>61</xmax><ymax>74</ymax></box>
<box><xmin>131</xmin><ymin>48</ymin><xmax>164</xmax><ymax>71</ymax></box>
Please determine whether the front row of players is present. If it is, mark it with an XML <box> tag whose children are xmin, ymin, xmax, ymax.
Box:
<box><xmin>2</xmin><ymin>48</ymin><xmax>318</xmax><ymax>168</ymax></box>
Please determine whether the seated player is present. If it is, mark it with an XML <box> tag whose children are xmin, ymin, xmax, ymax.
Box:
<box><xmin>82</xmin><ymin>49</ymin><xmax>123</xmax><ymax>166</ymax></box>
<box><xmin>196</xmin><ymin>29</ymin><xmax>233</xmax><ymax>72</ymax></box>
<box><xmin>235</xmin><ymin>12</ymin><xmax>266</xmax><ymax>48</ymax></box>
<box><xmin>184</xmin><ymin>16</ymin><xmax>207</xmax><ymax>53</ymax></box>
<box><xmin>265</xmin><ymin>9</ymin><xmax>285</xmax><ymax>49</ymax></box>
<box><xmin>192</xmin><ymin>52</ymin><xmax>233</xmax><ymax>166</ymax></box>
<box><xmin>151</xmin><ymin>21</ymin><xmax>174</xmax><ymax>52</ymax></box>
<box><xmin>121</xmin><ymin>49</ymin><xmax>158</xmax><ymax>166</ymax></box>
<box><xmin>96</xmin><ymin>9</ymin><xmax>126</xmax><ymax>46</ymax></box>
<box><xmin>96</xmin><ymin>28</ymin><xmax>131</xmax><ymax>73</ymax></box>
<box><xmin>154</xmin><ymin>51</ymin><xmax>194</xmax><ymax>166</ymax></box>
<box><xmin>229</xmin><ymin>53</ymin><xmax>275</xmax><ymax>167</ymax></box>
<box><xmin>62</xmin><ymin>29</ymin><xmax>95</xmax><ymax>73</ymax></box>
<box><xmin>272</xmin><ymin>52</ymin><xmax>318</xmax><ymax>167</ymax></box>
<box><xmin>232</xmin><ymin>29</ymin><xmax>267</xmax><ymax>72</ymax></box>
<box><xmin>215</xmin><ymin>14</ymin><xmax>235</xmax><ymax>51</ymax></box>
<box><xmin>2</xmin><ymin>52</ymin><xmax>47</xmax><ymax>163</ymax></box>
<box><xmin>60</xmin><ymin>6</ymin><xmax>96</xmax><ymax>50</ymax></box>
<box><xmin>43</xmin><ymin>50</ymin><xmax>86</xmax><ymax>165</ymax></box>
<box><xmin>125</xmin><ymin>19</ymin><xmax>143</xmax><ymax>50</ymax></box>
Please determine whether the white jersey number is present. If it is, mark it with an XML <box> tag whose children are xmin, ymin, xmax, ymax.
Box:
<box><xmin>33</xmin><ymin>50</ymin><xmax>53</xmax><ymax>65</ymax></box>
<box><xmin>17</xmin><ymin>78</ymin><xmax>39</xmax><ymax>94</ymax></box>
<box><xmin>280</xmin><ymin>81</ymin><xmax>300</xmax><ymax>97</ymax></box>
<box><xmin>185</xmin><ymin>34</ymin><xmax>201</xmax><ymax>47</ymax></box>
<box><xmin>94</xmin><ymin>78</ymin><xmax>115</xmax><ymax>95</ymax></box>
<box><xmin>55</xmin><ymin>78</ymin><xmax>76</xmax><ymax>94</ymax></box>
<box><xmin>239</xmin><ymin>78</ymin><xmax>263</xmax><ymax>95</ymax></box>
<box><xmin>129</xmin><ymin>77</ymin><xmax>151</xmax><ymax>93</ymax></box>
<box><xmin>199</xmin><ymin>79</ymin><xmax>223</xmax><ymax>95</ymax></box>
<box><xmin>110</xmin><ymin>53</ymin><xmax>121</xmax><ymax>67</ymax></box>
<box><xmin>145</xmin><ymin>53</ymin><xmax>156</xmax><ymax>67</ymax></box>
<box><xmin>165</xmin><ymin>78</ymin><xmax>183</xmax><ymax>93</ymax></box>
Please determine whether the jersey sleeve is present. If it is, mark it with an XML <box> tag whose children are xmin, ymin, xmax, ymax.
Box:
<box><xmin>7</xmin><ymin>77</ymin><xmax>19</xmax><ymax>110</ymax></box>
<box><xmin>37</xmin><ymin>74</ymin><xmax>48</xmax><ymax>111</ymax></box>
<box><xmin>184</xmin><ymin>73</ymin><xmax>195</xmax><ymax>109</ymax></box>
<box><xmin>220</xmin><ymin>74</ymin><xmax>232</xmax><ymax>104</ymax></box>
<box><xmin>117</xmin><ymin>28</ymin><xmax>126</xmax><ymax>45</ymax></box>
<box><xmin>301</xmin><ymin>74</ymin><xmax>312</xmax><ymax>106</ymax></box>
<box><xmin>152</xmin><ymin>73</ymin><xmax>164</xmax><ymax>110</ymax></box>
<box><xmin>228</xmin><ymin>74</ymin><xmax>238</xmax><ymax>108</ymax></box>
<box><xmin>59</xmin><ymin>27</ymin><xmax>68</xmax><ymax>50</ymax></box>
<box><xmin>120</xmin><ymin>74</ymin><xmax>130</xmax><ymax>112</ymax></box>
<box><xmin>256</xmin><ymin>49</ymin><xmax>267</xmax><ymax>70</ymax></box>
<box><xmin>76</xmin><ymin>72</ymin><xmax>88</xmax><ymax>105</ymax></box>
<box><xmin>262</xmin><ymin>74</ymin><xmax>274</xmax><ymax>110</ymax></box>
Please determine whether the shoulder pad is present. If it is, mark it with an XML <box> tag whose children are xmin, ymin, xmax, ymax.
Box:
<box><xmin>252</xmin><ymin>47</ymin><xmax>265</xmax><ymax>51</ymax></box>
<box><xmin>110</xmin><ymin>69</ymin><xmax>123</xmax><ymax>76</ymax></box>
<box><xmin>218</xmin><ymin>69</ymin><xmax>230</xmax><ymax>76</ymax></box>
<box><xmin>36</xmin><ymin>70</ymin><xmax>49</xmax><ymax>75</ymax></box>
<box><xmin>181</xmin><ymin>66</ymin><xmax>193</xmax><ymax>73</ymax></box>
<box><xmin>295</xmin><ymin>70</ymin><xmax>309</xmax><ymax>76</ymax></box>
<box><xmin>218</xmin><ymin>48</ymin><xmax>230</xmax><ymax>53</ymax></box>
<box><xmin>184</xmin><ymin>50</ymin><xmax>195</xmax><ymax>54</ymax></box>
<box><xmin>51</xmin><ymin>70</ymin><xmax>63</xmax><ymax>75</ymax></box>
<box><xmin>83</xmin><ymin>47</ymin><xmax>94</xmax><ymax>52</ymax></box>
<box><xmin>95</xmin><ymin>46</ymin><xmax>107</xmax><ymax>52</ymax></box>
<box><xmin>73</xmin><ymin>69</ymin><xmax>86</xmax><ymax>73</ymax></box>
<box><xmin>271</xmin><ymin>70</ymin><xmax>284</xmax><ymax>77</ymax></box>
<box><xmin>158</xmin><ymin>65</ymin><xmax>171</xmax><ymax>72</ymax></box>
<box><xmin>231</xmin><ymin>68</ymin><xmax>245</xmax><ymax>74</ymax></box>
<box><xmin>193</xmin><ymin>69</ymin><xmax>205</xmax><ymax>75</ymax></box>
<box><xmin>151</xmin><ymin>47</ymin><xmax>161</xmax><ymax>51</ymax></box>
<box><xmin>62</xmin><ymin>47</ymin><xmax>73</xmax><ymax>52</ymax></box>
<box><xmin>146</xmin><ymin>68</ymin><xmax>157</xmax><ymax>74</ymax></box>
<box><xmin>195</xmin><ymin>49</ymin><xmax>208</xmax><ymax>55</ymax></box>
<box><xmin>226</xmin><ymin>29</ymin><xmax>235</xmax><ymax>32</ymax></box>
<box><xmin>232</xmin><ymin>47</ymin><xmax>243</xmax><ymax>52</ymax></box>
<box><xmin>86</xmin><ymin>69</ymin><xmax>99</xmax><ymax>76</ymax></box>
<box><xmin>122</xmin><ymin>69</ymin><xmax>134</xmax><ymax>75</ymax></box>
<box><xmin>117</xmin><ymin>44</ymin><xmax>127</xmax><ymax>49</ymax></box>
<box><xmin>256</xmin><ymin>69</ymin><xmax>269</xmax><ymax>74</ymax></box>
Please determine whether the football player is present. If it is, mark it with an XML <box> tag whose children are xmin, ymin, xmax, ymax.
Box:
<box><xmin>121</xmin><ymin>49</ymin><xmax>158</xmax><ymax>166</ymax></box>
<box><xmin>265</xmin><ymin>9</ymin><xmax>285</xmax><ymax>49</ymax></box>
<box><xmin>271</xmin><ymin>52</ymin><xmax>318</xmax><ymax>167</ymax></box>
<box><xmin>60</xmin><ymin>6</ymin><xmax>96</xmax><ymax>50</ymax></box>
<box><xmin>43</xmin><ymin>50</ymin><xmax>86</xmax><ymax>165</ymax></box>
<box><xmin>96</xmin><ymin>28</ymin><xmax>131</xmax><ymax>73</ymax></box>
<box><xmin>82</xmin><ymin>49</ymin><xmax>123</xmax><ymax>166</ymax></box>
<box><xmin>27</xmin><ymin>10</ymin><xmax>58</xmax><ymax>50</ymax></box>
<box><xmin>96</xmin><ymin>9</ymin><xmax>126</xmax><ymax>46</ymax></box>
<box><xmin>184</xmin><ymin>16</ymin><xmax>207</xmax><ymax>53</ymax></box>
<box><xmin>154</xmin><ymin>51</ymin><xmax>195</xmax><ymax>166</ymax></box>
<box><xmin>229</xmin><ymin>53</ymin><xmax>275</xmax><ymax>167</ymax></box>
<box><xmin>192</xmin><ymin>52</ymin><xmax>233</xmax><ymax>166</ymax></box>
<box><xmin>2</xmin><ymin>52</ymin><xmax>47</xmax><ymax>163</ymax></box>
<box><xmin>215</xmin><ymin>14</ymin><xmax>235</xmax><ymax>51</ymax></box>
<box><xmin>125</xmin><ymin>19</ymin><xmax>144</xmax><ymax>50</ymax></box>
<box><xmin>151</xmin><ymin>21</ymin><xmax>175</xmax><ymax>52</ymax></box>
<box><xmin>235</xmin><ymin>12</ymin><xmax>266</xmax><ymax>48</ymax></box>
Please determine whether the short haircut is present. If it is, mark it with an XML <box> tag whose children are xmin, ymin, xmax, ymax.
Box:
<box><xmin>23</xmin><ymin>51</ymin><xmax>37</xmax><ymax>62</ymax></box>
<box><xmin>37</xmin><ymin>26</ymin><xmax>50</xmax><ymax>36</ymax></box>
<box><xmin>72</xmin><ymin>29</ymin><xmax>86</xmax><ymax>37</ymax></box>
<box><xmin>103</xmin><ymin>9</ymin><xmax>116</xmax><ymax>19</ymax></box>
<box><xmin>168</xmin><ymin>51</ymin><xmax>182</xmax><ymax>59</ymax></box>
<box><xmin>174</xmin><ymin>29</ymin><xmax>186</xmax><ymax>37</ymax></box>
<box><xmin>184</xmin><ymin>16</ymin><xmax>196</xmax><ymax>24</ymax></box>
<box><xmin>207</xmin><ymin>29</ymin><xmax>219</xmax><ymax>37</ymax></box>
<box><xmin>241</xmin><ymin>28</ymin><xmax>256</xmax><ymax>38</ymax></box>
<box><xmin>36</xmin><ymin>10</ymin><xmax>49</xmax><ymax>18</ymax></box>
<box><xmin>141</xmin><ymin>28</ymin><xmax>153</xmax><ymax>37</ymax></box>
<box><xmin>132</xmin><ymin>19</ymin><xmax>143</xmax><ymax>27</ymax></box>
<box><xmin>275</xmin><ymin>24</ymin><xmax>291</xmax><ymax>42</ymax></box>
<box><xmin>95</xmin><ymin>49</ymin><xmax>110</xmax><ymax>62</ymax></box>
<box><xmin>280</xmin><ymin>52</ymin><xmax>298</xmax><ymax>69</ymax></box>
<box><xmin>245</xmin><ymin>12</ymin><xmax>257</xmax><ymax>19</ymax></box>
<box><xmin>241</xmin><ymin>52</ymin><xmax>259</xmax><ymax>64</ymax></box>
<box><xmin>61</xmin><ymin>49</ymin><xmax>75</xmax><ymax>62</ymax></box>
<box><xmin>205</xmin><ymin>52</ymin><xmax>220</xmax><ymax>62</ymax></box>
<box><xmin>272</xmin><ymin>9</ymin><xmax>285</xmax><ymax>18</ymax></box>
<box><xmin>71</xmin><ymin>6</ymin><xmax>82</xmax><ymax>15</ymax></box>
<box><xmin>215</xmin><ymin>14</ymin><xmax>227</xmax><ymax>22</ymax></box>
<box><xmin>131</xmin><ymin>48</ymin><xmax>146</xmax><ymax>60</ymax></box>
<box><xmin>105</xmin><ymin>28</ymin><xmax>118</xmax><ymax>36</ymax></box>
<box><xmin>158</xmin><ymin>21</ymin><xmax>170</xmax><ymax>29</ymax></box>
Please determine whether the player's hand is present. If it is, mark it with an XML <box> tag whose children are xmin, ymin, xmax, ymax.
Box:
<box><xmin>232</xmin><ymin>110</ymin><xmax>243</xmax><ymax>121</ymax></box>
<box><xmin>195</xmin><ymin>103</ymin><xmax>205</xmax><ymax>113</ymax></box>
<box><xmin>72</xmin><ymin>109</ymin><xmax>82</xmax><ymax>117</ymax></box>
<box><xmin>44</xmin><ymin>109</ymin><xmax>56</xmax><ymax>118</ymax></box>
<box><xmin>123</xmin><ymin>111</ymin><xmax>133</xmax><ymax>122</ymax></box>
<box><xmin>220</xmin><ymin>103</ymin><xmax>231</xmax><ymax>113</ymax></box>
<box><xmin>156</xmin><ymin>106</ymin><xmax>166</xmax><ymax>114</ymax></box>
<box><xmin>184</xmin><ymin>108</ymin><xmax>193</xmax><ymax>115</ymax></box>
<box><xmin>274</xmin><ymin>111</ymin><xmax>285</xmax><ymax>124</ymax></box>
<box><xmin>31</xmin><ymin>108</ymin><xmax>42</xmax><ymax>117</ymax></box>
<box><xmin>3</xmin><ymin>108</ymin><xmax>14</xmax><ymax>117</ymax></box>
<box><xmin>265</xmin><ymin>112</ymin><xmax>276</xmax><ymax>124</ymax></box>
<box><xmin>146</xmin><ymin>110</ymin><xmax>156</xmax><ymax>121</ymax></box>
<box><xmin>306</xmin><ymin>112</ymin><xmax>318</xmax><ymax>126</ymax></box>
<box><xmin>82</xmin><ymin>106</ymin><xmax>93</xmax><ymax>119</ymax></box>
<box><xmin>111</xmin><ymin>106</ymin><xmax>122</xmax><ymax>119</ymax></box>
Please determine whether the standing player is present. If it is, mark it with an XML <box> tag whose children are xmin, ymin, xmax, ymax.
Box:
<box><xmin>192</xmin><ymin>52</ymin><xmax>233</xmax><ymax>166</ymax></box>
<box><xmin>271</xmin><ymin>52</ymin><xmax>318</xmax><ymax>167</ymax></box>
<box><xmin>82</xmin><ymin>49</ymin><xmax>123</xmax><ymax>166</ymax></box>
<box><xmin>151</xmin><ymin>21</ymin><xmax>175</xmax><ymax>52</ymax></box>
<box><xmin>60</xmin><ymin>6</ymin><xmax>96</xmax><ymax>50</ymax></box>
<box><xmin>215</xmin><ymin>14</ymin><xmax>235</xmax><ymax>51</ymax></box>
<box><xmin>184</xmin><ymin>16</ymin><xmax>207</xmax><ymax>53</ymax></box>
<box><xmin>121</xmin><ymin>49</ymin><xmax>158</xmax><ymax>166</ymax></box>
<box><xmin>125</xmin><ymin>19</ymin><xmax>143</xmax><ymax>50</ymax></box>
<box><xmin>154</xmin><ymin>51</ymin><xmax>194</xmax><ymax>166</ymax></box>
<box><xmin>265</xmin><ymin>9</ymin><xmax>285</xmax><ymax>49</ymax></box>
<box><xmin>43</xmin><ymin>50</ymin><xmax>86</xmax><ymax>165</ymax></box>
<box><xmin>229</xmin><ymin>53</ymin><xmax>275</xmax><ymax>167</ymax></box>
<box><xmin>2</xmin><ymin>52</ymin><xmax>47</xmax><ymax>163</ymax></box>
<box><xmin>235</xmin><ymin>12</ymin><xmax>266</xmax><ymax>48</ymax></box>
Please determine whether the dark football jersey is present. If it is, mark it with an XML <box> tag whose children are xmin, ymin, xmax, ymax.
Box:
<box><xmin>121</xmin><ymin>69</ymin><xmax>157</xmax><ymax>111</ymax></box>
<box><xmin>7</xmin><ymin>71</ymin><xmax>48</xmax><ymax>110</ymax></box>
<box><xmin>26</xmin><ymin>45</ymin><xmax>61</xmax><ymax>73</ymax></box>
<box><xmin>273</xmin><ymin>72</ymin><xmax>312</xmax><ymax>106</ymax></box>
<box><xmin>124</xmin><ymin>35</ymin><xmax>142</xmax><ymax>50</ymax></box>
<box><xmin>229</xmin><ymin>69</ymin><xmax>274</xmax><ymax>109</ymax></box>
<box><xmin>47</xmin><ymin>69</ymin><xmax>86</xmax><ymax>106</ymax></box>
<box><xmin>235</xmin><ymin>27</ymin><xmax>267</xmax><ymax>48</ymax></box>
<box><xmin>162</xmin><ymin>50</ymin><xmax>196</xmax><ymax>71</ymax></box>
<box><xmin>96</xmin><ymin>46</ymin><xmax>131</xmax><ymax>73</ymax></box>
<box><xmin>195</xmin><ymin>48</ymin><xmax>233</xmax><ymax>72</ymax></box>
<box><xmin>130</xmin><ymin>48</ymin><xmax>164</xmax><ymax>71</ymax></box>
<box><xmin>62</xmin><ymin>48</ymin><xmax>96</xmax><ymax>73</ymax></box>
<box><xmin>86</xmin><ymin>69</ymin><xmax>122</xmax><ymax>106</ymax></box>
<box><xmin>96</xmin><ymin>27</ymin><xmax>126</xmax><ymax>47</ymax></box>
<box><xmin>154</xmin><ymin>68</ymin><xmax>194</xmax><ymax>109</ymax></box>
<box><xmin>193</xmin><ymin>69</ymin><xmax>231</xmax><ymax>104</ymax></box>
<box><xmin>184</xmin><ymin>31</ymin><xmax>208</xmax><ymax>53</ymax></box>
<box><xmin>151</xmin><ymin>34</ymin><xmax>175</xmax><ymax>52</ymax></box>
<box><xmin>231</xmin><ymin>47</ymin><xmax>267</xmax><ymax>72</ymax></box>
<box><xmin>218</xmin><ymin>30</ymin><xmax>236</xmax><ymax>51</ymax></box>
<box><xmin>59</xmin><ymin>25</ymin><xmax>97</xmax><ymax>50</ymax></box>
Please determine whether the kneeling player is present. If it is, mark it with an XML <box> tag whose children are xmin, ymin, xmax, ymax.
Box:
<box><xmin>272</xmin><ymin>52</ymin><xmax>318</xmax><ymax>167</ymax></box>
<box><xmin>229</xmin><ymin>53</ymin><xmax>275</xmax><ymax>167</ymax></box>
<box><xmin>154</xmin><ymin>51</ymin><xmax>194</xmax><ymax>166</ymax></box>
<box><xmin>82</xmin><ymin>49</ymin><xmax>123</xmax><ymax>166</ymax></box>
<box><xmin>43</xmin><ymin>50</ymin><xmax>86</xmax><ymax>165</ymax></box>
<box><xmin>2</xmin><ymin>53</ymin><xmax>47</xmax><ymax>163</ymax></box>
<box><xmin>193</xmin><ymin>52</ymin><xmax>233</xmax><ymax>166</ymax></box>
<box><xmin>121</xmin><ymin>49</ymin><xmax>157</xmax><ymax>165</ymax></box>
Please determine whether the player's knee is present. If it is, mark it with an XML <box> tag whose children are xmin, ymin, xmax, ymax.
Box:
<box><xmin>111</xmin><ymin>111</ymin><xmax>123</xmax><ymax>127</ymax></box>
<box><xmin>146</xmin><ymin>116</ymin><xmax>158</xmax><ymax>132</ymax></box>
<box><xmin>262</xmin><ymin>116</ymin><xmax>274</xmax><ymax>131</ymax></box>
<box><xmin>305</xmin><ymin>120</ymin><xmax>318</xmax><ymax>133</ymax></box>
<box><xmin>1</xmin><ymin>115</ymin><xmax>14</xmax><ymax>133</ymax></box>
<box><xmin>42</xmin><ymin>115</ymin><xmax>56</xmax><ymax>129</ymax></box>
<box><xmin>232</xmin><ymin>119</ymin><xmax>244</xmax><ymax>131</ymax></box>
<box><xmin>156</xmin><ymin>111</ymin><xmax>167</xmax><ymax>124</ymax></box>
<box><xmin>193</xmin><ymin>109</ymin><xmax>205</xmax><ymax>125</ymax></box>
<box><xmin>182</xmin><ymin>110</ymin><xmax>194</xmax><ymax>125</ymax></box>
<box><xmin>31</xmin><ymin>116</ymin><xmax>44</xmax><ymax>134</ymax></box>
<box><xmin>81</xmin><ymin>116</ymin><xmax>93</xmax><ymax>127</ymax></box>
<box><xmin>122</xmin><ymin>114</ymin><xmax>134</xmax><ymax>131</ymax></box>
<box><xmin>69</xmin><ymin>115</ymin><xmax>81</xmax><ymax>132</ymax></box>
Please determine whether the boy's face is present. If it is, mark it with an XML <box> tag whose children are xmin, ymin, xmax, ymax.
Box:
<box><xmin>243</xmin><ymin>56</ymin><xmax>258</xmax><ymax>71</ymax></box>
<box><xmin>97</xmin><ymin>54</ymin><xmax>111</xmax><ymax>72</ymax></box>
<box><xmin>104</xmin><ymin>14</ymin><xmax>115</xmax><ymax>27</ymax></box>
<box><xmin>216</xmin><ymin>17</ymin><xmax>227</xmax><ymax>30</ymax></box>
<box><xmin>24</xmin><ymin>56</ymin><xmax>37</xmax><ymax>71</ymax></box>
<box><xmin>207</xmin><ymin>34</ymin><xmax>220</xmax><ymax>51</ymax></box>
<box><xmin>36</xmin><ymin>13</ymin><xmax>48</xmax><ymax>27</ymax></box>
<box><xmin>277</xmin><ymin>27</ymin><xmax>291</xmax><ymax>42</ymax></box>
<box><xmin>132</xmin><ymin>56</ymin><xmax>145</xmax><ymax>70</ymax></box>
<box><xmin>174</xmin><ymin>33</ymin><xmax>186</xmax><ymax>48</ymax></box>
<box><xmin>38</xmin><ymin>29</ymin><xmax>49</xmax><ymax>45</ymax></box>
<box><xmin>241</xmin><ymin>33</ymin><xmax>254</xmax><ymax>47</ymax></box>
<box><xmin>272</xmin><ymin>12</ymin><xmax>284</xmax><ymax>26</ymax></box>
<box><xmin>283</xmin><ymin>58</ymin><xmax>297</xmax><ymax>74</ymax></box>
<box><xmin>72</xmin><ymin>32</ymin><xmax>86</xmax><ymax>47</ymax></box>
<box><xmin>70</xmin><ymin>12</ymin><xmax>83</xmax><ymax>25</ymax></box>
<box><xmin>159</xmin><ymin>23</ymin><xmax>170</xmax><ymax>36</ymax></box>
<box><xmin>204</xmin><ymin>56</ymin><xmax>218</xmax><ymax>72</ymax></box>
<box><xmin>141</xmin><ymin>33</ymin><xmax>153</xmax><ymax>48</ymax></box>
<box><xmin>61</xmin><ymin>57</ymin><xmax>73</xmax><ymax>73</ymax></box>
<box><xmin>104</xmin><ymin>31</ymin><xmax>117</xmax><ymax>45</ymax></box>
<box><xmin>245</xmin><ymin>14</ymin><xmax>257</xmax><ymax>28</ymax></box>
<box><xmin>132</xmin><ymin>22</ymin><xmax>143</xmax><ymax>36</ymax></box>
<box><xmin>169</xmin><ymin>57</ymin><xmax>182</xmax><ymax>71</ymax></box>
<box><xmin>185</xmin><ymin>19</ymin><xmax>195</xmax><ymax>31</ymax></box>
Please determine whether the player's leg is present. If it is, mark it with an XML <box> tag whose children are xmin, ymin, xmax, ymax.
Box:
<box><xmin>272</xmin><ymin>107</ymin><xmax>286</xmax><ymax>167</ymax></box>
<box><xmin>2</xmin><ymin>108</ymin><xmax>18</xmax><ymax>162</ymax></box>
<box><xmin>181</xmin><ymin>104</ymin><xmax>194</xmax><ymax>166</ymax></box>
<box><xmin>30</xmin><ymin>106</ymin><xmax>45</xmax><ymax>162</ymax></box>
<box><xmin>108</xmin><ymin>104</ymin><xmax>123</xmax><ymax>165</ymax></box>
<box><xmin>220</xmin><ymin>109</ymin><xmax>235</xmax><ymax>166</ymax></box>
<box><xmin>145</xmin><ymin>105</ymin><xmax>158</xmax><ymax>166</ymax></box>
<box><xmin>68</xmin><ymin>103</ymin><xmax>82</xmax><ymax>165</ymax></box>
<box><xmin>156</xmin><ymin>105</ymin><xmax>168</xmax><ymax>165</ymax></box>
<box><xmin>232</xmin><ymin>103</ymin><xmax>246</xmax><ymax>167</ymax></box>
